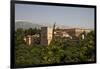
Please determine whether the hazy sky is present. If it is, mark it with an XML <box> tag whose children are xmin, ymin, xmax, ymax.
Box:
<box><xmin>15</xmin><ymin>4</ymin><xmax>94</xmax><ymax>29</ymax></box>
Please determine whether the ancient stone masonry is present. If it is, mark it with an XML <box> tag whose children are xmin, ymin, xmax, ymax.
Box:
<box><xmin>24</xmin><ymin>24</ymin><xmax>91</xmax><ymax>46</ymax></box>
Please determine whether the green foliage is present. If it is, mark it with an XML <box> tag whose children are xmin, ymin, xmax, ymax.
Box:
<box><xmin>15</xmin><ymin>28</ymin><xmax>25</xmax><ymax>45</ymax></box>
<box><xmin>15</xmin><ymin>29</ymin><xmax>95</xmax><ymax>66</ymax></box>
<box><xmin>24</xmin><ymin>28</ymin><xmax>40</xmax><ymax>35</ymax></box>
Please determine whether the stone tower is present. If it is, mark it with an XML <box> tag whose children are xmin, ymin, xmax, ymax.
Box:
<box><xmin>41</xmin><ymin>27</ymin><xmax>53</xmax><ymax>46</ymax></box>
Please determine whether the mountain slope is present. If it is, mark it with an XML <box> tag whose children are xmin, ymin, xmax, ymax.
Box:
<box><xmin>15</xmin><ymin>21</ymin><xmax>43</xmax><ymax>30</ymax></box>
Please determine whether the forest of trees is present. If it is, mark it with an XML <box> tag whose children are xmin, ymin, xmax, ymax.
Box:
<box><xmin>15</xmin><ymin>28</ymin><xmax>95</xmax><ymax>67</ymax></box>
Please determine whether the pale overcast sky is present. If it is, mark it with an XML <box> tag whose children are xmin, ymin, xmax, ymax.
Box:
<box><xmin>15</xmin><ymin>4</ymin><xmax>95</xmax><ymax>29</ymax></box>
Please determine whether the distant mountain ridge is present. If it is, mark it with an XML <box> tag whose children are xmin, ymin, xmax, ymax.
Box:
<box><xmin>15</xmin><ymin>21</ymin><xmax>43</xmax><ymax>30</ymax></box>
<box><xmin>15</xmin><ymin>21</ymin><xmax>92</xmax><ymax>30</ymax></box>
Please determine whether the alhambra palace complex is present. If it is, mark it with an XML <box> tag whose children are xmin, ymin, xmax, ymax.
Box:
<box><xmin>24</xmin><ymin>24</ymin><xmax>91</xmax><ymax>46</ymax></box>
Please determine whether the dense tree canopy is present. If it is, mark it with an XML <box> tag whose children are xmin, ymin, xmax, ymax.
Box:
<box><xmin>15</xmin><ymin>28</ymin><xmax>95</xmax><ymax>67</ymax></box>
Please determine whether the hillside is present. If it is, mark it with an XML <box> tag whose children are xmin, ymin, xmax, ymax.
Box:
<box><xmin>15</xmin><ymin>21</ymin><xmax>43</xmax><ymax>30</ymax></box>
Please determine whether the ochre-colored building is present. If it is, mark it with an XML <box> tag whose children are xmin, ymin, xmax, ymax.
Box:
<box><xmin>24</xmin><ymin>34</ymin><xmax>40</xmax><ymax>45</ymax></box>
<box><xmin>41</xmin><ymin>27</ymin><xmax>53</xmax><ymax>46</ymax></box>
<box><xmin>23</xmin><ymin>25</ymin><xmax>92</xmax><ymax>46</ymax></box>
<box><xmin>54</xmin><ymin>28</ymin><xmax>91</xmax><ymax>39</ymax></box>
<box><xmin>40</xmin><ymin>27</ymin><xmax>91</xmax><ymax>46</ymax></box>
<box><xmin>24</xmin><ymin>35</ymin><xmax>33</xmax><ymax>45</ymax></box>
